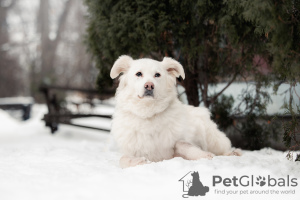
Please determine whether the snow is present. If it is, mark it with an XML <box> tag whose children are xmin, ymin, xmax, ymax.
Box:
<box><xmin>0</xmin><ymin>97</ymin><xmax>34</xmax><ymax>105</ymax></box>
<box><xmin>0</xmin><ymin>104</ymin><xmax>299</xmax><ymax>200</ymax></box>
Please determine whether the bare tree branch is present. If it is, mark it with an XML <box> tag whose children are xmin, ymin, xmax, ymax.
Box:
<box><xmin>210</xmin><ymin>72</ymin><xmax>238</xmax><ymax>105</ymax></box>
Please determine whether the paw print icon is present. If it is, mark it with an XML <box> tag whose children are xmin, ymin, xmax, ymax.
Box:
<box><xmin>256</xmin><ymin>176</ymin><xmax>266</xmax><ymax>186</ymax></box>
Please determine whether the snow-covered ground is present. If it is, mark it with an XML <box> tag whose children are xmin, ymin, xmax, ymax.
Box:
<box><xmin>0</xmin><ymin>104</ymin><xmax>299</xmax><ymax>200</ymax></box>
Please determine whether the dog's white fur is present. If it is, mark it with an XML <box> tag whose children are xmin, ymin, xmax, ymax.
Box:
<box><xmin>110</xmin><ymin>55</ymin><xmax>240</xmax><ymax>168</ymax></box>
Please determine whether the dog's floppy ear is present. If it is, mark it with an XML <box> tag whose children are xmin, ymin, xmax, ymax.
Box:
<box><xmin>110</xmin><ymin>55</ymin><xmax>133</xmax><ymax>79</ymax></box>
<box><xmin>161</xmin><ymin>57</ymin><xmax>185</xmax><ymax>80</ymax></box>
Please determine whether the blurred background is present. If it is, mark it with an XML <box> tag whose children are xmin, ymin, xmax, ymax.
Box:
<box><xmin>0</xmin><ymin>0</ymin><xmax>299</xmax><ymax>155</ymax></box>
<box><xmin>0</xmin><ymin>0</ymin><xmax>96</xmax><ymax>100</ymax></box>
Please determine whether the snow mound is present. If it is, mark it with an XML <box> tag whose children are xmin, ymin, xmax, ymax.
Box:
<box><xmin>0</xmin><ymin>105</ymin><xmax>299</xmax><ymax>200</ymax></box>
<box><xmin>0</xmin><ymin>109</ymin><xmax>21</xmax><ymax>134</ymax></box>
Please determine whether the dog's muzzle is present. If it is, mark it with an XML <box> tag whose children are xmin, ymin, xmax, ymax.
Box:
<box><xmin>143</xmin><ymin>90</ymin><xmax>154</xmax><ymax>97</ymax></box>
<box><xmin>143</xmin><ymin>82</ymin><xmax>154</xmax><ymax>97</ymax></box>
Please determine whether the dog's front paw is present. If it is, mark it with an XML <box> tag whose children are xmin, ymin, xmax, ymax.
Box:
<box><xmin>192</xmin><ymin>152</ymin><xmax>215</xmax><ymax>160</ymax></box>
<box><xmin>120</xmin><ymin>155</ymin><xmax>152</xmax><ymax>168</ymax></box>
<box><xmin>131</xmin><ymin>157</ymin><xmax>151</xmax><ymax>166</ymax></box>
<box><xmin>202</xmin><ymin>152</ymin><xmax>215</xmax><ymax>160</ymax></box>
<box><xmin>224</xmin><ymin>148</ymin><xmax>242</xmax><ymax>156</ymax></box>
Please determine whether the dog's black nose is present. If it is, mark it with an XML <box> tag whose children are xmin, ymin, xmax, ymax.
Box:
<box><xmin>144</xmin><ymin>82</ymin><xmax>154</xmax><ymax>90</ymax></box>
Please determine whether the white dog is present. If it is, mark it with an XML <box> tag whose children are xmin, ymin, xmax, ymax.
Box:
<box><xmin>110</xmin><ymin>55</ymin><xmax>241</xmax><ymax>168</ymax></box>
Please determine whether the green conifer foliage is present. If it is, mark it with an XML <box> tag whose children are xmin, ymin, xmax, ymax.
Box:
<box><xmin>85</xmin><ymin>0</ymin><xmax>299</xmax><ymax>154</ymax></box>
<box><xmin>84</xmin><ymin>0</ymin><xmax>263</xmax><ymax>107</ymax></box>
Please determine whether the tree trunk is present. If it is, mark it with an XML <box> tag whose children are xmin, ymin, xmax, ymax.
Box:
<box><xmin>202</xmin><ymin>72</ymin><xmax>210</xmax><ymax>108</ymax></box>
<box><xmin>0</xmin><ymin>0</ymin><xmax>22</xmax><ymax>97</ymax></box>
<box><xmin>37</xmin><ymin>0</ymin><xmax>73</xmax><ymax>83</ymax></box>
<box><xmin>48</xmin><ymin>0</ymin><xmax>73</xmax><ymax>72</ymax></box>
<box><xmin>33</xmin><ymin>0</ymin><xmax>73</xmax><ymax>102</ymax></box>
<box><xmin>183</xmin><ymin>68</ymin><xmax>200</xmax><ymax>107</ymax></box>
<box><xmin>38</xmin><ymin>0</ymin><xmax>50</xmax><ymax>80</ymax></box>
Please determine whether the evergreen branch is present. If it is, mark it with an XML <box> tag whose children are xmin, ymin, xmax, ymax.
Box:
<box><xmin>278</xmin><ymin>15</ymin><xmax>292</xmax><ymax>24</ymax></box>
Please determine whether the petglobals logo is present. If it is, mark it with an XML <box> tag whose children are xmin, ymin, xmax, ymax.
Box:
<box><xmin>212</xmin><ymin>175</ymin><xmax>298</xmax><ymax>187</ymax></box>
<box><xmin>178</xmin><ymin>172</ymin><xmax>298</xmax><ymax>198</ymax></box>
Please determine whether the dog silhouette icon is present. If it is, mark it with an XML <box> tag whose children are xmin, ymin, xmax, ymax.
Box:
<box><xmin>179</xmin><ymin>171</ymin><xmax>209</xmax><ymax>198</ymax></box>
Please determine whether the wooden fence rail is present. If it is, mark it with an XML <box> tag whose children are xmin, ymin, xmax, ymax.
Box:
<box><xmin>39</xmin><ymin>85</ymin><xmax>114</xmax><ymax>134</ymax></box>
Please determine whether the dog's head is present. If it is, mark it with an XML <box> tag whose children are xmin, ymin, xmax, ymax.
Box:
<box><xmin>110</xmin><ymin>55</ymin><xmax>185</xmax><ymax>118</ymax></box>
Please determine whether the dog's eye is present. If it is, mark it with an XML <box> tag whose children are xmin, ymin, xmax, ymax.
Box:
<box><xmin>155</xmin><ymin>73</ymin><xmax>161</xmax><ymax>78</ymax></box>
<box><xmin>136</xmin><ymin>72</ymin><xmax>142</xmax><ymax>77</ymax></box>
